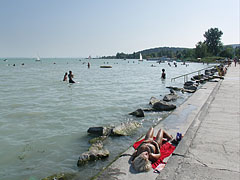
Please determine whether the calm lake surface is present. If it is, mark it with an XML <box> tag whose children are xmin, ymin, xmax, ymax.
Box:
<box><xmin>0</xmin><ymin>58</ymin><xmax>211</xmax><ymax>180</ymax></box>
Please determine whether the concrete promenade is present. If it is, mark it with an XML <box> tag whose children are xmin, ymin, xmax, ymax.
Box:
<box><xmin>157</xmin><ymin>64</ymin><xmax>240</xmax><ymax>180</ymax></box>
<box><xmin>95</xmin><ymin>64</ymin><xmax>240</xmax><ymax>180</ymax></box>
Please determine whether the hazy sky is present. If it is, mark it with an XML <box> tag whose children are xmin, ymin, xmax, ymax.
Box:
<box><xmin>0</xmin><ymin>0</ymin><xmax>239</xmax><ymax>58</ymax></box>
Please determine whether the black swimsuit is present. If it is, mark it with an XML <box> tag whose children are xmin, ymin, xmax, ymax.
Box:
<box><xmin>139</xmin><ymin>142</ymin><xmax>157</xmax><ymax>153</ymax></box>
<box><xmin>68</xmin><ymin>74</ymin><xmax>75</xmax><ymax>83</ymax></box>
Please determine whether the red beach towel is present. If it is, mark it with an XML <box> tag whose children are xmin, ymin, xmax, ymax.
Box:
<box><xmin>133</xmin><ymin>138</ymin><xmax>175</xmax><ymax>169</ymax></box>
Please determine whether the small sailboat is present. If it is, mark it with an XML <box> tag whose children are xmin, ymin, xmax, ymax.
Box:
<box><xmin>35</xmin><ymin>55</ymin><xmax>41</xmax><ymax>62</ymax></box>
<box><xmin>139</xmin><ymin>53</ymin><xmax>143</xmax><ymax>61</ymax></box>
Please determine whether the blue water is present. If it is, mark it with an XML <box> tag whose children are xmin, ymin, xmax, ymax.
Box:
<box><xmin>0</xmin><ymin>58</ymin><xmax>211</xmax><ymax>180</ymax></box>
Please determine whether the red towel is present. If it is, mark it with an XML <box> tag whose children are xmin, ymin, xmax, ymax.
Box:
<box><xmin>133</xmin><ymin>138</ymin><xmax>175</xmax><ymax>169</ymax></box>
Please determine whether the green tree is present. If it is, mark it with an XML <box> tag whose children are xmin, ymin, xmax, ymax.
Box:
<box><xmin>219</xmin><ymin>46</ymin><xmax>234</xmax><ymax>58</ymax></box>
<box><xmin>182</xmin><ymin>49</ymin><xmax>194</xmax><ymax>59</ymax></box>
<box><xmin>204</xmin><ymin>28</ymin><xmax>223</xmax><ymax>56</ymax></box>
<box><xmin>195</xmin><ymin>41</ymin><xmax>208</xmax><ymax>58</ymax></box>
<box><xmin>235</xmin><ymin>47</ymin><xmax>240</xmax><ymax>58</ymax></box>
<box><xmin>176</xmin><ymin>51</ymin><xmax>182</xmax><ymax>59</ymax></box>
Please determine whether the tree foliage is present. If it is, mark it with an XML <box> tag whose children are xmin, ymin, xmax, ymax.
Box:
<box><xmin>235</xmin><ymin>47</ymin><xmax>240</xmax><ymax>58</ymax></box>
<box><xmin>204</xmin><ymin>28</ymin><xmax>223</xmax><ymax>56</ymax></box>
<box><xmin>195</xmin><ymin>41</ymin><xmax>208</xmax><ymax>58</ymax></box>
<box><xmin>219</xmin><ymin>46</ymin><xmax>234</xmax><ymax>58</ymax></box>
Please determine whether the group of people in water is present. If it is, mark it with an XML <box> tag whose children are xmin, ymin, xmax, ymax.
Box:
<box><xmin>63</xmin><ymin>71</ymin><xmax>75</xmax><ymax>83</ymax></box>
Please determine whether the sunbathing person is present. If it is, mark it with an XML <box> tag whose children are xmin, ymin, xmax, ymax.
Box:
<box><xmin>131</xmin><ymin>127</ymin><xmax>174</xmax><ymax>172</ymax></box>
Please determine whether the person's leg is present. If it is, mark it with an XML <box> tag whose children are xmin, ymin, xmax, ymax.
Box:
<box><xmin>155</xmin><ymin>129</ymin><xmax>164</xmax><ymax>146</ymax></box>
<box><xmin>145</xmin><ymin>127</ymin><xmax>154</xmax><ymax>140</ymax></box>
<box><xmin>155</xmin><ymin>129</ymin><xmax>173</xmax><ymax>146</ymax></box>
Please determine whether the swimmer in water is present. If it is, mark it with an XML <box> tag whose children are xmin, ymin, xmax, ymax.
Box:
<box><xmin>63</xmin><ymin>72</ymin><xmax>68</xmax><ymax>81</ymax></box>
<box><xmin>68</xmin><ymin>71</ymin><xmax>75</xmax><ymax>83</ymax></box>
<box><xmin>161</xmin><ymin>69</ymin><xmax>166</xmax><ymax>79</ymax></box>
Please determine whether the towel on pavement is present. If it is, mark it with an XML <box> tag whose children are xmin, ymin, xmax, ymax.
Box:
<box><xmin>133</xmin><ymin>138</ymin><xmax>175</xmax><ymax>169</ymax></box>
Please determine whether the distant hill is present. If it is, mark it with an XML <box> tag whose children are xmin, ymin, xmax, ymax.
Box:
<box><xmin>226</xmin><ymin>44</ymin><xmax>240</xmax><ymax>48</ymax></box>
<box><xmin>138</xmin><ymin>46</ymin><xmax>187</xmax><ymax>55</ymax></box>
<box><xmin>102</xmin><ymin>44</ymin><xmax>240</xmax><ymax>59</ymax></box>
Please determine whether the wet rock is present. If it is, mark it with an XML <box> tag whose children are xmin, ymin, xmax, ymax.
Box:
<box><xmin>149</xmin><ymin>96</ymin><xmax>160</xmax><ymax>105</ymax></box>
<box><xmin>166</xmin><ymin>86</ymin><xmax>183</xmax><ymax>91</ymax></box>
<box><xmin>77</xmin><ymin>142</ymin><xmax>109</xmax><ymax>166</ymax></box>
<box><xmin>41</xmin><ymin>173</ymin><xmax>76</xmax><ymax>180</ymax></box>
<box><xmin>88</xmin><ymin>121</ymin><xmax>141</xmax><ymax>137</ymax></box>
<box><xmin>150</xmin><ymin>97</ymin><xmax>176</xmax><ymax>111</ymax></box>
<box><xmin>183</xmin><ymin>85</ymin><xmax>197</xmax><ymax>91</ymax></box>
<box><xmin>182</xmin><ymin>89</ymin><xmax>196</xmax><ymax>93</ymax></box>
<box><xmin>152</xmin><ymin>101</ymin><xmax>176</xmax><ymax>111</ymax></box>
<box><xmin>184</xmin><ymin>81</ymin><xmax>194</xmax><ymax>86</ymax></box>
<box><xmin>163</xmin><ymin>90</ymin><xmax>178</xmax><ymax>102</ymax></box>
<box><xmin>87</xmin><ymin>127</ymin><xmax>112</xmax><ymax>136</ymax></box>
<box><xmin>129</xmin><ymin>108</ymin><xmax>144</xmax><ymax>117</ymax></box>
<box><xmin>192</xmin><ymin>74</ymin><xmax>203</xmax><ymax>80</ymax></box>
<box><xmin>112</xmin><ymin>121</ymin><xmax>141</xmax><ymax>136</ymax></box>
<box><xmin>89</xmin><ymin>136</ymin><xmax>108</xmax><ymax>144</ymax></box>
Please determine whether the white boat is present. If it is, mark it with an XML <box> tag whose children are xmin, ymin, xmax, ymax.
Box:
<box><xmin>35</xmin><ymin>55</ymin><xmax>41</xmax><ymax>62</ymax></box>
<box><xmin>139</xmin><ymin>53</ymin><xmax>143</xmax><ymax>61</ymax></box>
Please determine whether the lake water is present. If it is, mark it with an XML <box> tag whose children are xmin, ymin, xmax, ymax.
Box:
<box><xmin>0</xmin><ymin>58</ymin><xmax>211</xmax><ymax>180</ymax></box>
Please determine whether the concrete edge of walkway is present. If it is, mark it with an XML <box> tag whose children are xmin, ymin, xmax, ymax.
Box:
<box><xmin>157</xmin><ymin>79</ymin><xmax>223</xmax><ymax>180</ymax></box>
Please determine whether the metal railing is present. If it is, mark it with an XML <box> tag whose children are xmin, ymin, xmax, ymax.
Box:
<box><xmin>171</xmin><ymin>65</ymin><xmax>217</xmax><ymax>83</ymax></box>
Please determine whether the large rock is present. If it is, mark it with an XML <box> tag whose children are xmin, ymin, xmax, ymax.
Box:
<box><xmin>129</xmin><ymin>108</ymin><xmax>144</xmax><ymax>117</ymax></box>
<box><xmin>111</xmin><ymin>121</ymin><xmax>141</xmax><ymax>136</ymax></box>
<box><xmin>184</xmin><ymin>81</ymin><xmax>194</xmax><ymax>86</ymax></box>
<box><xmin>87</xmin><ymin>126</ymin><xmax>112</xmax><ymax>136</ymax></box>
<box><xmin>150</xmin><ymin>97</ymin><xmax>176</xmax><ymax>111</ymax></box>
<box><xmin>89</xmin><ymin>136</ymin><xmax>108</xmax><ymax>144</ymax></box>
<box><xmin>152</xmin><ymin>101</ymin><xmax>176</xmax><ymax>111</ymax></box>
<box><xmin>87</xmin><ymin>121</ymin><xmax>141</xmax><ymax>136</ymax></box>
<box><xmin>163</xmin><ymin>90</ymin><xmax>178</xmax><ymax>102</ymax></box>
<box><xmin>183</xmin><ymin>85</ymin><xmax>197</xmax><ymax>91</ymax></box>
<box><xmin>166</xmin><ymin>86</ymin><xmax>183</xmax><ymax>91</ymax></box>
<box><xmin>192</xmin><ymin>74</ymin><xmax>203</xmax><ymax>80</ymax></box>
<box><xmin>149</xmin><ymin>96</ymin><xmax>160</xmax><ymax>105</ymax></box>
<box><xmin>77</xmin><ymin>142</ymin><xmax>109</xmax><ymax>166</ymax></box>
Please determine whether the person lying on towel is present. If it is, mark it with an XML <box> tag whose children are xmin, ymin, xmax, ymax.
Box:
<box><xmin>131</xmin><ymin>127</ymin><xmax>180</xmax><ymax>172</ymax></box>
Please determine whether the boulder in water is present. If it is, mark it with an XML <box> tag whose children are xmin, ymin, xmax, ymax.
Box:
<box><xmin>87</xmin><ymin>121</ymin><xmax>141</xmax><ymax>137</ymax></box>
<box><xmin>150</xmin><ymin>97</ymin><xmax>176</xmax><ymax>111</ymax></box>
<box><xmin>89</xmin><ymin>136</ymin><xmax>108</xmax><ymax>144</ymax></box>
<box><xmin>184</xmin><ymin>81</ymin><xmax>194</xmax><ymax>86</ymax></box>
<box><xmin>152</xmin><ymin>101</ymin><xmax>176</xmax><ymax>111</ymax></box>
<box><xmin>87</xmin><ymin>127</ymin><xmax>112</xmax><ymax>136</ymax></box>
<box><xmin>166</xmin><ymin>86</ymin><xmax>183</xmax><ymax>91</ymax></box>
<box><xmin>163</xmin><ymin>90</ymin><xmax>178</xmax><ymax>102</ymax></box>
<box><xmin>129</xmin><ymin>108</ymin><xmax>144</xmax><ymax>117</ymax></box>
<box><xmin>183</xmin><ymin>85</ymin><xmax>197</xmax><ymax>91</ymax></box>
<box><xmin>77</xmin><ymin>142</ymin><xmax>109</xmax><ymax>166</ymax></box>
<box><xmin>149</xmin><ymin>96</ymin><xmax>160</xmax><ymax>105</ymax></box>
<box><xmin>112</xmin><ymin>121</ymin><xmax>141</xmax><ymax>136</ymax></box>
<box><xmin>163</xmin><ymin>94</ymin><xmax>178</xmax><ymax>102</ymax></box>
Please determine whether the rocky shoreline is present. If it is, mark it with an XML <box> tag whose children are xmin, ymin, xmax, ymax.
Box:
<box><xmin>40</xmin><ymin>64</ymin><xmax>226</xmax><ymax>180</ymax></box>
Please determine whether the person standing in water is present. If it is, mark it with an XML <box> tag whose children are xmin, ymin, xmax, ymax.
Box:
<box><xmin>63</xmin><ymin>72</ymin><xmax>68</xmax><ymax>81</ymax></box>
<box><xmin>68</xmin><ymin>71</ymin><xmax>75</xmax><ymax>83</ymax></box>
<box><xmin>161</xmin><ymin>69</ymin><xmax>166</xmax><ymax>79</ymax></box>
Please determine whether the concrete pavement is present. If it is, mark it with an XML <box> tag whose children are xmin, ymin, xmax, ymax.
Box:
<box><xmin>157</xmin><ymin>64</ymin><xmax>240</xmax><ymax>180</ymax></box>
<box><xmin>94</xmin><ymin>64</ymin><xmax>240</xmax><ymax>180</ymax></box>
